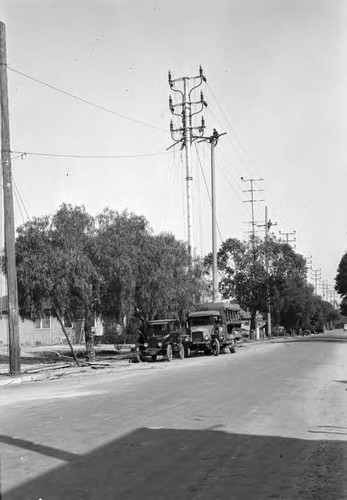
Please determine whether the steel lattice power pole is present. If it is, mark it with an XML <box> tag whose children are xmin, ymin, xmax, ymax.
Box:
<box><xmin>168</xmin><ymin>67</ymin><xmax>207</xmax><ymax>259</ymax></box>
<box><xmin>0</xmin><ymin>22</ymin><xmax>21</xmax><ymax>375</ymax></box>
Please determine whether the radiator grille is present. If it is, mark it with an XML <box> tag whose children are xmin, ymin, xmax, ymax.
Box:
<box><xmin>192</xmin><ymin>331</ymin><xmax>204</xmax><ymax>342</ymax></box>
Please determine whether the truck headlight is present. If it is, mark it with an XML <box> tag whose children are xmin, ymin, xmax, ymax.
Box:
<box><xmin>144</xmin><ymin>343</ymin><xmax>148</xmax><ymax>347</ymax></box>
<box><xmin>204</xmin><ymin>334</ymin><xmax>210</xmax><ymax>340</ymax></box>
<box><xmin>157</xmin><ymin>342</ymin><xmax>162</xmax><ymax>347</ymax></box>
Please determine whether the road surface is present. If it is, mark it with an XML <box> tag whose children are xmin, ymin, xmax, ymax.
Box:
<box><xmin>1</xmin><ymin>331</ymin><xmax>347</xmax><ymax>499</ymax></box>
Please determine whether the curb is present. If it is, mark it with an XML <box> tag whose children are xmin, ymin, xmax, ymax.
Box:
<box><xmin>0</xmin><ymin>372</ymin><xmax>49</xmax><ymax>386</ymax></box>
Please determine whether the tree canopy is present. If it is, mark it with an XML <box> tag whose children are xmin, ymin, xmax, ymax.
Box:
<box><xmin>15</xmin><ymin>204</ymin><xmax>208</xmax><ymax>355</ymax></box>
<box><xmin>335</xmin><ymin>253</ymin><xmax>347</xmax><ymax>316</ymax></box>
<box><xmin>204</xmin><ymin>235</ymin><xmax>338</xmax><ymax>334</ymax></box>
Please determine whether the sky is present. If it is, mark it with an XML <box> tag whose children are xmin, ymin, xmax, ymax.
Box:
<box><xmin>1</xmin><ymin>0</ymin><xmax>346</xmax><ymax>296</ymax></box>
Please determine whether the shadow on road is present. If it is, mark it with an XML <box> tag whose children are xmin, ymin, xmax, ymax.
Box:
<box><xmin>0</xmin><ymin>435</ymin><xmax>78</xmax><ymax>461</ymax></box>
<box><xmin>2</xmin><ymin>427</ymin><xmax>346</xmax><ymax>500</ymax></box>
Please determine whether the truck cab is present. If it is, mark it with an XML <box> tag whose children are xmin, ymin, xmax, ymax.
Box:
<box><xmin>187</xmin><ymin>309</ymin><xmax>235</xmax><ymax>356</ymax></box>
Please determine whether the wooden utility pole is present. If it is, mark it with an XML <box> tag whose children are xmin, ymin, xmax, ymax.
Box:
<box><xmin>198</xmin><ymin>128</ymin><xmax>226</xmax><ymax>302</ymax></box>
<box><xmin>0</xmin><ymin>22</ymin><xmax>21</xmax><ymax>375</ymax></box>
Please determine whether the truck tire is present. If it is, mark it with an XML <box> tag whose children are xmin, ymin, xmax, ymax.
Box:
<box><xmin>177</xmin><ymin>344</ymin><xmax>185</xmax><ymax>359</ymax></box>
<box><xmin>230</xmin><ymin>339</ymin><xmax>236</xmax><ymax>353</ymax></box>
<box><xmin>184</xmin><ymin>346</ymin><xmax>191</xmax><ymax>358</ymax></box>
<box><xmin>212</xmin><ymin>338</ymin><xmax>220</xmax><ymax>356</ymax></box>
<box><xmin>151</xmin><ymin>354</ymin><xmax>157</xmax><ymax>362</ymax></box>
<box><xmin>166</xmin><ymin>344</ymin><xmax>173</xmax><ymax>362</ymax></box>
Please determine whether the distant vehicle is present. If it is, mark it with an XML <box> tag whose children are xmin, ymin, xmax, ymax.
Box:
<box><xmin>187</xmin><ymin>302</ymin><xmax>239</xmax><ymax>356</ymax></box>
<box><xmin>136</xmin><ymin>319</ymin><xmax>189</xmax><ymax>362</ymax></box>
<box><xmin>272</xmin><ymin>326</ymin><xmax>286</xmax><ymax>336</ymax></box>
<box><xmin>344</xmin><ymin>324</ymin><xmax>347</xmax><ymax>332</ymax></box>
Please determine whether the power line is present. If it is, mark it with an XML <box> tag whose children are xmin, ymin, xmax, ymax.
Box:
<box><xmin>206</xmin><ymin>83</ymin><xmax>292</xmax><ymax>232</ymax></box>
<box><xmin>12</xmin><ymin>181</ymin><xmax>26</xmax><ymax>225</ymax></box>
<box><xmin>194</xmin><ymin>142</ymin><xmax>223</xmax><ymax>244</ymax></box>
<box><xmin>12</xmin><ymin>175</ymin><xmax>30</xmax><ymax>221</ymax></box>
<box><xmin>10</xmin><ymin>149</ymin><xmax>173</xmax><ymax>160</ymax></box>
<box><xmin>7</xmin><ymin>66</ymin><xmax>168</xmax><ymax>134</ymax></box>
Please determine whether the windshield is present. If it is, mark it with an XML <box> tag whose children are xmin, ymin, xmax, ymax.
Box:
<box><xmin>147</xmin><ymin>324</ymin><xmax>170</xmax><ymax>336</ymax></box>
<box><xmin>189</xmin><ymin>315</ymin><xmax>219</xmax><ymax>327</ymax></box>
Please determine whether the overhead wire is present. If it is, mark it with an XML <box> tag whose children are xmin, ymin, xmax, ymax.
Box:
<box><xmin>11</xmin><ymin>175</ymin><xmax>30</xmax><ymax>222</ymax></box>
<box><xmin>206</xmin><ymin>82</ymin><xmax>291</xmax><ymax>238</ymax></box>
<box><xmin>206</xmin><ymin>83</ymin><xmax>260</xmax><ymax>177</ymax></box>
<box><xmin>11</xmin><ymin>176</ymin><xmax>27</xmax><ymax>225</ymax></box>
<box><xmin>10</xmin><ymin>149</ymin><xmax>173</xmax><ymax>160</ymax></box>
<box><xmin>7</xmin><ymin>66</ymin><xmax>168</xmax><ymax>134</ymax></box>
<box><xmin>194</xmin><ymin>142</ymin><xmax>223</xmax><ymax>244</ymax></box>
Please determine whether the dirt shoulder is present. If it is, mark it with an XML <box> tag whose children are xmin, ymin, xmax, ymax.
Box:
<box><xmin>0</xmin><ymin>337</ymin><xmax>289</xmax><ymax>387</ymax></box>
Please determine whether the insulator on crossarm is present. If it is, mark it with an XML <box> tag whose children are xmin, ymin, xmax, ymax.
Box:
<box><xmin>170</xmin><ymin>120</ymin><xmax>173</xmax><ymax>131</ymax></box>
<box><xmin>201</xmin><ymin>117</ymin><xmax>205</xmax><ymax>129</ymax></box>
<box><xmin>169</xmin><ymin>95</ymin><xmax>173</xmax><ymax>110</ymax></box>
<box><xmin>168</xmin><ymin>70</ymin><xmax>173</xmax><ymax>88</ymax></box>
<box><xmin>200</xmin><ymin>91</ymin><xmax>207</xmax><ymax>107</ymax></box>
<box><xmin>199</xmin><ymin>65</ymin><xmax>207</xmax><ymax>82</ymax></box>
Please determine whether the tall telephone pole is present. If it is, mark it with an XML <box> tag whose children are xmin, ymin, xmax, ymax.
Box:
<box><xmin>168</xmin><ymin>67</ymin><xmax>207</xmax><ymax>258</ymax></box>
<box><xmin>311</xmin><ymin>268</ymin><xmax>321</xmax><ymax>296</ymax></box>
<box><xmin>304</xmin><ymin>255</ymin><xmax>312</xmax><ymax>282</ymax></box>
<box><xmin>257</xmin><ymin>206</ymin><xmax>277</xmax><ymax>338</ymax></box>
<box><xmin>198</xmin><ymin>128</ymin><xmax>226</xmax><ymax>302</ymax></box>
<box><xmin>241</xmin><ymin>177</ymin><xmax>264</xmax><ymax>239</ymax></box>
<box><xmin>0</xmin><ymin>22</ymin><xmax>21</xmax><ymax>375</ymax></box>
<box><xmin>319</xmin><ymin>280</ymin><xmax>328</xmax><ymax>301</ymax></box>
<box><xmin>279</xmin><ymin>230</ymin><xmax>296</xmax><ymax>248</ymax></box>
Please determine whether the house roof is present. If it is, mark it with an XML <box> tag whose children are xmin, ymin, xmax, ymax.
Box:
<box><xmin>147</xmin><ymin>319</ymin><xmax>179</xmax><ymax>325</ymax></box>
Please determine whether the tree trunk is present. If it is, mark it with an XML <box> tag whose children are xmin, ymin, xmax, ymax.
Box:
<box><xmin>84</xmin><ymin>308</ymin><xmax>96</xmax><ymax>362</ymax></box>
<box><xmin>54</xmin><ymin>308</ymin><xmax>80</xmax><ymax>366</ymax></box>
<box><xmin>250</xmin><ymin>309</ymin><xmax>257</xmax><ymax>340</ymax></box>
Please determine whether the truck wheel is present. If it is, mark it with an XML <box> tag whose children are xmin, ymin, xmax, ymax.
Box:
<box><xmin>151</xmin><ymin>354</ymin><xmax>157</xmax><ymax>362</ymax></box>
<box><xmin>166</xmin><ymin>344</ymin><xmax>173</xmax><ymax>362</ymax></box>
<box><xmin>178</xmin><ymin>344</ymin><xmax>185</xmax><ymax>359</ymax></box>
<box><xmin>230</xmin><ymin>341</ymin><xmax>236</xmax><ymax>354</ymax></box>
<box><xmin>212</xmin><ymin>338</ymin><xmax>220</xmax><ymax>356</ymax></box>
<box><xmin>184</xmin><ymin>346</ymin><xmax>191</xmax><ymax>358</ymax></box>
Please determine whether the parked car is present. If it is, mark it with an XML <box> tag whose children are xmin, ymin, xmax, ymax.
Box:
<box><xmin>272</xmin><ymin>326</ymin><xmax>287</xmax><ymax>336</ymax></box>
<box><xmin>136</xmin><ymin>319</ymin><xmax>189</xmax><ymax>362</ymax></box>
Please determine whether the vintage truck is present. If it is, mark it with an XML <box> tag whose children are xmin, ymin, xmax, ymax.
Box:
<box><xmin>136</xmin><ymin>318</ymin><xmax>190</xmax><ymax>362</ymax></box>
<box><xmin>186</xmin><ymin>302</ymin><xmax>240</xmax><ymax>356</ymax></box>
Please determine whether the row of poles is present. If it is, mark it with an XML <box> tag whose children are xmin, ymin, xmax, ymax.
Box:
<box><xmin>167</xmin><ymin>66</ymin><xmax>338</xmax><ymax>339</ymax></box>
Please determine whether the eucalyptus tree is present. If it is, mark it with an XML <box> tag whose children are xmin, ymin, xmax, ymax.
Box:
<box><xmin>15</xmin><ymin>204</ymin><xmax>100</xmax><ymax>360</ymax></box>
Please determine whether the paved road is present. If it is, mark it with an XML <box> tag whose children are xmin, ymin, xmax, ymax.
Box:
<box><xmin>1</xmin><ymin>332</ymin><xmax>347</xmax><ymax>499</ymax></box>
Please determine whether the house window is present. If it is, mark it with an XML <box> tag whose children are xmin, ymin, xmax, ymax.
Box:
<box><xmin>34</xmin><ymin>311</ymin><xmax>51</xmax><ymax>329</ymax></box>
